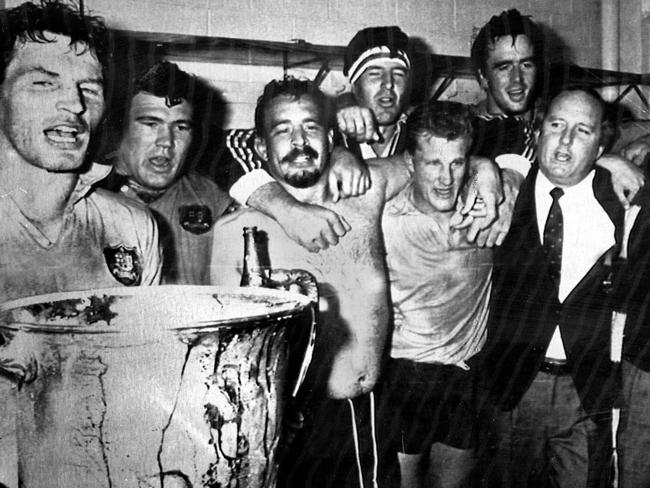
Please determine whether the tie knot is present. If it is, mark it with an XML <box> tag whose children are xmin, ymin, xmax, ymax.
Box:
<box><xmin>550</xmin><ymin>187</ymin><xmax>564</xmax><ymax>201</ymax></box>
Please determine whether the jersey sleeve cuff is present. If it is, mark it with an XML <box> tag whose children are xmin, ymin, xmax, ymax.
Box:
<box><xmin>229</xmin><ymin>169</ymin><xmax>276</xmax><ymax>206</ymax></box>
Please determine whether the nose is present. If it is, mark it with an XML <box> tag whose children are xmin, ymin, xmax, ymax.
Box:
<box><xmin>439</xmin><ymin>165</ymin><xmax>453</xmax><ymax>186</ymax></box>
<box><xmin>380</xmin><ymin>70</ymin><xmax>394</xmax><ymax>89</ymax></box>
<box><xmin>156</xmin><ymin>124</ymin><xmax>174</xmax><ymax>148</ymax></box>
<box><xmin>559</xmin><ymin>127</ymin><xmax>573</xmax><ymax>147</ymax></box>
<box><xmin>291</xmin><ymin>127</ymin><xmax>306</xmax><ymax>147</ymax></box>
<box><xmin>56</xmin><ymin>86</ymin><xmax>86</xmax><ymax>115</ymax></box>
<box><xmin>510</xmin><ymin>65</ymin><xmax>523</xmax><ymax>84</ymax></box>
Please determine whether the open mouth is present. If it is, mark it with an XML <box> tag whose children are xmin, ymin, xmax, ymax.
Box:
<box><xmin>290</xmin><ymin>155</ymin><xmax>313</xmax><ymax>167</ymax></box>
<box><xmin>433</xmin><ymin>188</ymin><xmax>454</xmax><ymax>198</ymax></box>
<box><xmin>377</xmin><ymin>96</ymin><xmax>395</xmax><ymax>108</ymax></box>
<box><xmin>507</xmin><ymin>88</ymin><xmax>527</xmax><ymax>102</ymax></box>
<box><xmin>553</xmin><ymin>151</ymin><xmax>571</xmax><ymax>162</ymax></box>
<box><xmin>44</xmin><ymin>125</ymin><xmax>84</xmax><ymax>146</ymax></box>
<box><xmin>148</xmin><ymin>156</ymin><xmax>172</xmax><ymax>171</ymax></box>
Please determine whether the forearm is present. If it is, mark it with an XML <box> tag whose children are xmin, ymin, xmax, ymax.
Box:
<box><xmin>501</xmin><ymin>167</ymin><xmax>524</xmax><ymax>202</ymax></box>
<box><xmin>595</xmin><ymin>153</ymin><xmax>617</xmax><ymax>171</ymax></box>
<box><xmin>246</xmin><ymin>180</ymin><xmax>299</xmax><ymax>220</ymax></box>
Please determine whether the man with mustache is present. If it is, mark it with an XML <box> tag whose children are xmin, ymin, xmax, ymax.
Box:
<box><xmin>219</xmin><ymin>25</ymin><xmax>504</xmax><ymax>252</ymax></box>
<box><xmin>0</xmin><ymin>2</ymin><xmax>162</xmax><ymax>485</ymax></box>
<box><xmin>210</xmin><ymin>76</ymin><xmax>411</xmax><ymax>488</ymax></box>
<box><xmin>104</xmin><ymin>61</ymin><xmax>232</xmax><ymax>284</ymax></box>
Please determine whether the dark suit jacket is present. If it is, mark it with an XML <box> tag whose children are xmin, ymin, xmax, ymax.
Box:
<box><xmin>619</xmin><ymin>183</ymin><xmax>650</xmax><ymax>370</ymax></box>
<box><xmin>482</xmin><ymin>165</ymin><xmax>625</xmax><ymax>421</ymax></box>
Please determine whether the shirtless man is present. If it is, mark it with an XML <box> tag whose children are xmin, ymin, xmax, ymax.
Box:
<box><xmin>210</xmin><ymin>76</ymin><xmax>409</xmax><ymax>487</ymax></box>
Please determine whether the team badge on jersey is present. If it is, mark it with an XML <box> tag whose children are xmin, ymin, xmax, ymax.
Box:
<box><xmin>180</xmin><ymin>205</ymin><xmax>213</xmax><ymax>235</ymax></box>
<box><xmin>104</xmin><ymin>245</ymin><xmax>142</xmax><ymax>286</ymax></box>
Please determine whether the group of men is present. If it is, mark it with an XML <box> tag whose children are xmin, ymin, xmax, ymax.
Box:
<box><xmin>1</xmin><ymin>1</ymin><xmax>650</xmax><ymax>488</ymax></box>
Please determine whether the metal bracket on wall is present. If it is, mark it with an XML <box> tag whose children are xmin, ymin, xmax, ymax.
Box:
<box><xmin>431</xmin><ymin>76</ymin><xmax>456</xmax><ymax>101</ymax></box>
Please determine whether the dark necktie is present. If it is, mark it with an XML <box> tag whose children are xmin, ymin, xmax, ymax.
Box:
<box><xmin>543</xmin><ymin>187</ymin><xmax>564</xmax><ymax>287</ymax></box>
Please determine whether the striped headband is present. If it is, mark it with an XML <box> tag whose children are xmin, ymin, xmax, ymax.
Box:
<box><xmin>348</xmin><ymin>46</ymin><xmax>411</xmax><ymax>84</ymax></box>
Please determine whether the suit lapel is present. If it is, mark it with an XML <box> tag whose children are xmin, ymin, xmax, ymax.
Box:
<box><xmin>509</xmin><ymin>165</ymin><xmax>543</xmax><ymax>250</ymax></box>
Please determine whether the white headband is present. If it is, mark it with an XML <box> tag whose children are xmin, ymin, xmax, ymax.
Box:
<box><xmin>348</xmin><ymin>46</ymin><xmax>411</xmax><ymax>84</ymax></box>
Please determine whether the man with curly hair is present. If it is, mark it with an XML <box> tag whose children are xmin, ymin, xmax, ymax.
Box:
<box><xmin>0</xmin><ymin>2</ymin><xmax>161</xmax><ymax>485</ymax></box>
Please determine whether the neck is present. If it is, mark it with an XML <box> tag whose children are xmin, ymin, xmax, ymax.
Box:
<box><xmin>486</xmin><ymin>99</ymin><xmax>533</xmax><ymax>122</ymax></box>
<box><xmin>283</xmin><ymin>176</ymin><xmax>330</xmax><ymax>206</ymax></box>
<box><xmin>0</xmin><ymin>149</ymin><xmax>78</xmax><ymax>233</ymax></box>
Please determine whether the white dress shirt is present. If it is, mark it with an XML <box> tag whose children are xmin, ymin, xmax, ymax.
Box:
<box><xmin>535</xmin><ymin>170</ymin><xmax>616</xmax><ymax>359</ymax></box>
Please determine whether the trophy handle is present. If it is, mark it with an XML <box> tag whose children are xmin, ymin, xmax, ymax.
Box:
<box><xmin>0</xmin><ymin>330</ymin><xmax>38</xmax><ymax>387</ymax></box>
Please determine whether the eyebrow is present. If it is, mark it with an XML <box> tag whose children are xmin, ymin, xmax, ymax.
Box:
<box><xmin>135</xmin><ymin>115</ymin><xmax>164</xmax><ymax>122</ymax></box>
<box><xmin>136</xmin><ymin>115</ymin><xmax>193</xmax><ymax>124</ymax></box>
<box><xmin>24</xmin><ymin>66</ymin><xmax>59</xmax><ymax>78</ymax></box>
<box><xmin>80</xmin><ymin>77</ymin><xmax>104</xmax><ymax>86</ymax></box>
<box><xmin>272</xmin><ymin>117</ymin><xmax>322</xmax><ymax>127</ymax></box>
<box><xmin>492</xmin><ymin>56</ymin><xmax>535</xmax><ymax>67</ymax></box>
<box><xmin>23</xmin><ymin>66</ymin><xmax>103</xmax><ymax>85</ymax></box>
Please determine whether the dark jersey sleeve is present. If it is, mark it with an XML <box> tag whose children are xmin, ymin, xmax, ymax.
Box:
<box><xmin>213</xmin><ymin>129</ymin><xmax>269</xmax><ymax>192</ymax></box>
<box><xmin>472</xmin><ymin>116</ymin><xmax>534</xmax><ymax>162</ymax></box>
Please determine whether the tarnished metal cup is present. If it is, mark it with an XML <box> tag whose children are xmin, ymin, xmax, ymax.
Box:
<box><xmin>0</xmin><ymin>286</ymin><xmax>315</xmax><ymax>488</ymax></box>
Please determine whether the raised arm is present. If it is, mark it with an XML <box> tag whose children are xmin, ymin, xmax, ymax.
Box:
<box><xmin>462</xmin><ymin>167</ymin><xmax>524</xmax><ymax>247</ymax></box>
<box><xmin>247</xmin><ymin>181</ymin><xmax>350</xmax><ymax>252</ymax></box>
<box><xmin>335</xmin><ymin>92</ymin><xmax>379</xmax><ymax>144</ymax></box>
<box><xmin>366</xmin><ymin>152</ymin><xmax>411</xmax><ymax>200</ymax></box>
<box><xmin>595</xmin><ymin>153</ymin><xmax>646</xmax><ymax>208</ymax></box>
<box><xmin>619</xmin><ymin>134</ymin><xmax>650</xmax><ymax>167</ymax></box>
<box><xmin>329</xmin><ymin>145</ymin><xmax>371</xmax><ymax>202</ymax></box>
<box><xmin>453</xmin><ymin>158</ymin><xmax>522</xmax><ymax>247</ymax></box>
<box><xmin>219</xmin><ymin>129</ymin><xmax>372</xmax><ymax>252</ymax></box>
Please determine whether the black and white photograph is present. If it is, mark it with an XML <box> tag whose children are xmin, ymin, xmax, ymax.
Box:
<box><xmin>1</xmin><ymin>1</ymin><xmax>650</xmax><ymax>487</ymax></box>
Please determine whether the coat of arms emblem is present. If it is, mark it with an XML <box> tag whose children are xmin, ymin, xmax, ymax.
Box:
<box><xmin>103</xmin><ymin>245</ymin><xmax>142</xmax><ymax>286</ymax></box>
<box><xmin>180</xmin><ymin>205</ymin><xmax>213</xmax><ymax>235</ymax></box>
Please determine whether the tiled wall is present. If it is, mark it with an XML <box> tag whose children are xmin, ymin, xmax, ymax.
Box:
<box><xmin>35</xmin><ymin>0</ymin><xmax>602</xmax><ymax>65</ymax></box>
<box><xmin>3</xmin><ymin>0</ymin><xmax>610</xmax><ymax>128</ymax></box>
<box><xmin>13</xmin><ymin>1</ymin><xmax>650</xmax><ymax>123</ymax></box>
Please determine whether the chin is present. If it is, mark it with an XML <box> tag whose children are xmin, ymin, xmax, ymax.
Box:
<box><xmin>505</xmin><ymin>100</ymin><xmax>531</xmax><ymax>115</ymax></box>
<box><xmin>376</xmin><ymin>112</ymin><xmax>400</xmax><ymax>126</ymax></box>
<box><xmin>42</xmin><ymin>157</ymin><xmax>86</xmax><ymax>173</ymax></box>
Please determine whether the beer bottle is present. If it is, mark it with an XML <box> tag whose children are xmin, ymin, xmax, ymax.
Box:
<box><xmin>240</xmin><ymin>226</ymin><xmax>268</xmax><ymax>287</ymax></box>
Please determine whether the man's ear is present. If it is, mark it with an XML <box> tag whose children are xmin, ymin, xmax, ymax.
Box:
<box><xmin>596</xmin><ymin>144</ymin><xmax>605</xmax><ymax>160</ymax></box>
<box><xmin>327</xmin><ymin>129</ymin><xmax>334</xmax><ymax>152</ymax></box>
<box><xmin>477</xmin><ymin>70</ymin><xmax>488</xmax><ymax>90</ymax></box>
<box><xmin>254</xmin><ymin>136</ymin><xmax>268</xmax><ymax>161</ymax></box>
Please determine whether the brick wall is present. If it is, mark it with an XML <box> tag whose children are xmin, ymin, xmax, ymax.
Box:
<box><xmin>20</xmin><ymin>0</ymin><xmax>601</xmax><ymax>65</ymax></box>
